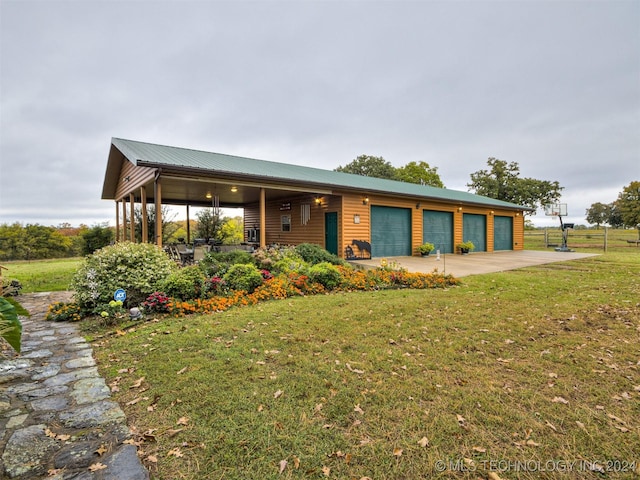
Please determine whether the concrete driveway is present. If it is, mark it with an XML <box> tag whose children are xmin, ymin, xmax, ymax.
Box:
<box><xmin>349</xmin><ymin>250</ymin><xmax>599</xmax><ymax>277</ymax></box>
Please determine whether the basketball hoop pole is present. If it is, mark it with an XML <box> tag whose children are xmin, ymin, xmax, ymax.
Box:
<box><xmin>546</xmin><ymin>203</ymin><xmax>573</xmax><ymax>252</ymax></box>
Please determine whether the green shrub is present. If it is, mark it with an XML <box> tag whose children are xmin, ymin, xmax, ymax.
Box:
<box><xmin>71</xmin><ymin>241</ymin><xmax>177</xmax><ymax>312</ymax></box>
<box><xmin>46</xmin><ymin>301</ymin><xmax>82</xmax><ymax>322</ymax></box>
<box><xmin>295</xmin><ymin>243</ymin><xmax>346</xmax><ymax>266</ymax></box>
<box><xmin>160</xmin><ymin>265</ymin><xmax>207</xmax><ymax>300</ymax></box>
<box><xmin>307</xmin><ymin>262</ymin><xmax>342</xmax><ymax>290</ymax></box>
<box><xmin>222</xmin><ymin>264</ymin><xmax>263</xmax><ymax>293</ymax></box>
<box><xmin>199</xmin><ymin>250</ymin><xmax>255</xmax><ymax>277</ymax></box>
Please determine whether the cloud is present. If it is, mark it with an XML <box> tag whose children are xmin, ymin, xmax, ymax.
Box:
<box><xmin>1</xmin><ymin>0</ymin><xmax>638</xmax><ymax>227</ymax></box>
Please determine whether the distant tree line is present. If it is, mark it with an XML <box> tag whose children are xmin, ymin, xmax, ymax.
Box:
<box><xmin>585</xmin><ymin>181</ymin><xmax>640</xmax><ymax>235</ymax></box>
<box><xmin>0</xmin><ymin>209</ymin><xmax>244</xmax><ymax>261</ymax></box>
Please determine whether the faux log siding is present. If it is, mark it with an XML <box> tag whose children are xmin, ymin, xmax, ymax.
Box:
<box><xmin>114</xmin><ymin>161</ymin><xmax>156</xmax><ymax>201</ymax></box>
<box><xmin>245</xmin><ymin>192</ymin><xmax>525</xmax><ymax>254</ymax></box>
<box><xmin>244</xmin><ymin>195</ymin><xmax>329</xmax><ymax>246</ymax></box>
<box><xmin>513</xmin><ymin>214</ymin><xmax>524</xmax><ymax>250</ymax></box>
<box><xmin>341</xmin><ymin>193</ymin><xmax>369</xmax><ymax>255</ymax></box>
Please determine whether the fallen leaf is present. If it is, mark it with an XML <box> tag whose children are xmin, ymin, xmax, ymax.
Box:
<box><xmin>95</xmin><ymin>444</ymin><xmax>108</xmax><ymax>456</ymax></box>
<box><xmin>126</xmin><ymin>397</ymin><xmax>142</xmax><ymax>405</ymax></box>
<box><xmin>293</xmin><ymin>456</ymin><xmax>300</xmax><ymax>469</ymax></box>
<box><xmin>322</xmin><ymin>465</ymin><xmax>331</xmax><ymax>476</ymax></box>
<box><xmin>257</xmin><ymin>404</ymin><xmax>264</xmax><ymax>412</ymax></box>
<box><xmin>88</xmin><ymin>462</ymin><xmax>107</xmax><ymax>472</ymax></box>
<box><xmin>545</xmin><ymin>421</ymin><xmax>558</xmax><ymax>432</ymax></box>
<box><xmin>418</xmin><ymin>436</ymin><xmax>429</xmax><ymax>448</ymax></box>
<box><xmin>274</xmin><ymin>389</ymin><xmax>283</xmax><ymax>399</ymax></box>
<box><xmin>47</xmin><ymin>469</ymin><xmax>64</xmax><ymax>476</ymax></box>
<box><xmin>552</xmin><ymin>396</ymin><xmax>569</xmax><ymax>404</ymax></box>
<box><xmin>130</xmin><ymin>377</ymin><xmax>145</xmax><ymax>389</ymax></box>
<box><xmin>576</xmin><ymin>421</ymin><xmax>586</xmax><ymax>431</ymax></box>
<box><xmin>354</xmin><ymin>404</ymin><xmax>364</xmax><ymax>414</ymax></box>
<box><xmin>176</xmin><ymin>416</ymin><xmax>189</xmax><ymax>426</ymax></box>
<box><xmin>165</xmin><ymin>428</ymin><xmax>184</xmax><ymax>437</ymax></box>
<box><xmin>393</xmin><ymin>448</ymin><xmax>403</xmax><ymax>457</ymax></box>
<box><xmin>279</xmin><ymin>459</ymin><xmax>287</xmax><ymax>474</ymax></box>
<box><xmin>488</xmin><ymin>472</ymin><xmax>504</xmax><ymax>480</ymax></box>
<box><xmin>146</xmin><ymin>455</ymin><xmax>158</xmax><ymax>463</ymax></box>
<box><xmin>167</xmin><ymin>447</ymin><xmax>184</xmax><ymax>457</ymax></box>
<box><xmin>176</xmin><ymin>366</ymin><xmax>188</xmax><ymax>375</ymax></box>
<box><xmin>472</xmin><ymin>446</ymin><xmax>486</xmax><ymax>453</ymax></box>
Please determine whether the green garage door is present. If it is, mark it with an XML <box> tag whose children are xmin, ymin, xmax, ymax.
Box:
<box><xmin>462</xmin><ymin>213</ymin><xmax>487</xmax><ymax>252</ymax></box>
<box><xmin>423</xmin><ymin>210</ymin><xmax>454</xmax><ymax>254</ymax></box>
<box><xmin>494</xmin><ymin>216</ymin><xmax>513</xmax><ymax>251</ymax></box>
<box><xmin>371</xmin><ymin>206</ymin><xmax>411</xmax><ymax>257</ymax></box>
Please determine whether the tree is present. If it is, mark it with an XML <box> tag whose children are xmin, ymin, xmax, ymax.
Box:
<box><xmin>335</xmin><ymin>155</ymin><xmax>396</xmax><ymax>179</ymax></box>
<box><xmin>81</xmin><ymin>223</ymin><xmax>114</xmax><ymax>255</ymax></box>
<box><xmin>585</xmin><ymin>202</ymin><xmax>611</xmax><ymax>228</ymax></box>
<box><xmin>195</xmin><ymin>208</ymin><xmax>223</xmax><ymax>241</ymax></box>
<box><xmin>134</xmin><ymin>205</ymin><xmax>178</xmax><ymax>243</ymax></box>
<box><xmin>393</xmin><ymin>161</ymin><xmax>444</xmax><ymax>188</ymax></box>
<box><xmin>467</xmin><ymin>158</ymin><xmax>563</xmax><ymax>214</ymax></box>
<box><xmin>219</xmin><ymin>216</ymin><xmax>244</xmax><ymax>244</ymax></box>
<box><xmin>616</xmin><ymin>181</ymin><xmax>640</xmax><ymax>237</ymax></box>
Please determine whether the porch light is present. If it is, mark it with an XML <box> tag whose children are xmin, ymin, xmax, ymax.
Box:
<box><xmin>363</xmin><ymin>196</ymin><xmax>369</xmax><ymax>205</ymax></box>
<box><xmin>458</xmin><ymin>207</ymin><xmax>462</xmax><ymax>212</ymax></box>
<box><xmin>314</xmin><ymin>196</ymin><xmax>322</xmax><ymax>205</ymax></box>
<box><xmin>230</xmin><ymin>186</ymin><xmax>238</xmax><ymax>193</ymax></box>
<box><xmin>205</xmin><ymin>192</ymin><xmax>212</xmax><ymax>199</ymax></box>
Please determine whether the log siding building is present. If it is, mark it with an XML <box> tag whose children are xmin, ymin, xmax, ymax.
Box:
<box><xmin>102</xmin><ymin>138</ymin><xmax>529</xmax><ymax>257</ymax></box>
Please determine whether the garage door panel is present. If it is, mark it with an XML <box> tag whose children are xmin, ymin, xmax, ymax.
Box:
<box><xmin>423</xmin><ymin>211</ymin><xmax>453</xmax><ymax>254</ymax></box>
<box><xmin>371</xmin><ymin>206</ymin><xmax>411</xmax><ymax>257</ymax></box>
<box><xmin>494</xmin><ymin>216</ymin><xmax>513</xmax><ymax>251</ymax></box>
<box><xmin>462</xmin><ymin>213</ymin><xmax>487</xmax><ymax>252</ymax></box>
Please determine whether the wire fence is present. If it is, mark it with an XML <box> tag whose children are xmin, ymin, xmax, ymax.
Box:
<box><xmin>524</xmin><ymin>228</ymin><xmax>640</xmax><ymax>252</ymax></box>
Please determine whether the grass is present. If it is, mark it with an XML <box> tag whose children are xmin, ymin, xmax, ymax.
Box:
<box><xmin>87</xmin><ymin>252</ymin><xmax>640</xmax><ymax>479</ymax></box>
<box><xmin>1</xmin><ymin>257</ymin><xmax>82</xmax><ymax>292</ymax></box>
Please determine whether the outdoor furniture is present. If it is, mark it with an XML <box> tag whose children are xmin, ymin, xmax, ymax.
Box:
<box><xmin>193</xmin><ymin>245</ymin><xmax>210</xmax><ymax>263</ymax></box>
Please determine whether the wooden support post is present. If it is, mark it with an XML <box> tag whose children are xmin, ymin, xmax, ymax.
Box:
<box><xmin>129</xmin><ymin>193</ymin><xmax>135</xmax><ymax>242</ymax></box>
<box><xmin>155</xmin><ymin>176</ymin><xmax>163</xmax><ymax>248</ymax></box>
<box><xmin>186</xmin><ymin>205</ymin><xmax>191</xmax><ymax>244</ymax></box>
<box><xmin>122</xmin><ymin>198</ymin><xmax>128</xmax><ymax>242</ymax></box>
<box><xmin>115</xmin><ymin>201</ymin><xmax>120</xmax><ymax>243</ymax></box>
<box><xmin>141</xmin><ymin>186</ymin><xmax>148</xmax><ymax>243</ymax></box>
<box><xmin>260</xmin><ymin>187</ymin><xmax>266</xmax><ymax>248</ymax></box>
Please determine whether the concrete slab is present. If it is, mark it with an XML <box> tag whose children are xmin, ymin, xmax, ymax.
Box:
<box><xmin>349</xmin><ymin>250</ymin><xmax>599</xmax><ymax>277</ymax></box>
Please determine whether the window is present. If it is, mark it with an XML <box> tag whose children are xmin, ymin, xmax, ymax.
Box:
<box><xmin>281</xmin><ymin>215</ymin><xmax>291</xmax><ymax>232</ymax></box>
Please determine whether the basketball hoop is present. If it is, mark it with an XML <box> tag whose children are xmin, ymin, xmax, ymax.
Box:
<box><xmin>544</xmin><ymin>203</ymin><xmax>572</xmax><ymax>252</ymax></box>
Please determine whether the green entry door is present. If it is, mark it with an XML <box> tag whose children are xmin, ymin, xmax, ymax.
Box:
<box><xmin>325</xmin><ymin>212</ymin><xmax>338</xmax><ymax>255</ymax></box>
<box><xmin>371</xmin><ymin>206</ymin><xmax>411</xmax><ymax>257</ymax></box>
<box><xmin>423</xmin><ymin>210</ymin><xmax>454</xmax><ymax>254</ymax></box>
<box><xmin>494</xmin><ymin>216</ymin><xmax>513</xmax><ymax>251</ymax></box>
<box><xmin>462</xmin><ymin>213</ymin><xmax>487</xmax><ymax>252</ymax></box>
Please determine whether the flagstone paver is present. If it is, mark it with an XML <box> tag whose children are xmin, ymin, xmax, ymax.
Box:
<box><xmin>0</xmin><ymin>292</ymin><xmax>148</xmax><ymax>480</ymax></box>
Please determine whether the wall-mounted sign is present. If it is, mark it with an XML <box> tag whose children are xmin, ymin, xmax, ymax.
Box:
<box><xmin>280</xmin><ymin>202</ymin><xmax>291</xmax><ymax>211</ymax></box>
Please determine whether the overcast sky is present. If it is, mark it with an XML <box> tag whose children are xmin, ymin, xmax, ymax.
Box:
<box><xmin>1</xmin><ymin>0</ymin><xmax>638</xmax><ymax>228</ymax></box>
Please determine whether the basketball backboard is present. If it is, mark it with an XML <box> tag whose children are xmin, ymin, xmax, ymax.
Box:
<box><xmin>544</xmin><ymin>203</ymin><xmax>567</xmax><ymax>217</ymax></box>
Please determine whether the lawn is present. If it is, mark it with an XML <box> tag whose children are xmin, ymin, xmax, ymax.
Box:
<box><xmin>1</xmin><ymin>257</ymin><xmax>82</xmax><ymax>293</ymax></box>
<box><xmin>88</xmin><ymin>252</ymin><xmax>640</xmax><ymax>479</ymax></box>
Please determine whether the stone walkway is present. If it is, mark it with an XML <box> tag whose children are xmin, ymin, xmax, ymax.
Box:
<box><xmin>0</xmin><ymin>292</ymin><xmax>149</xmax><ymax>480</ymax></box>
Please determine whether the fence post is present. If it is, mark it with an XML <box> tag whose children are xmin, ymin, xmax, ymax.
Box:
<box><xmin>544</xmin><ymin>228</ymin><xmax>548</xmax><ymax>248</ymax></box>
<box><xmin>604</xmin><ymin>227</ymin><xmax>608</xmax><ymax>252</ymax></box>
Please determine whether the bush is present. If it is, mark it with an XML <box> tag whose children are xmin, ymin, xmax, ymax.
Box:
<box><xmin>307</xmin><ymin>262</ymin><xmax>342</xmax><ymax>290</ymax></box>
<box><xmin>222</xmin><ymin>264</ymin><xmax>263</xmax><ymax>293</ymax></box>
<box><xmin>46</xmin><ymin>301</ymin><xmax>82</xmax><ymax>322</ymax></box>
<box><xmin>160</xmin><ymin>265</ymin><xmax>207</xmax><ymax>300</ymax></box>
<box><xmin>1</xmin><ymin>279</ymin><xmax>22</xmax><ymax>297</ymax></box>
<box><xmin>295</xmin><ymin>243</ymin><xmax>346</xmax><ymax>266</ymax></box>
<box><xmin>142</xmin><ymin>292</ymin><xmax>171</xmax><ymax>314</ymax></box>
<box><xmin>71</xmin><ymin>242</ymin><xmax>177</xmax><ymax>312</ymax></box>
<box><xmin>199</xmin><ymin>250</ymin><xmax>255</xmax><ymax>277</ymax></box>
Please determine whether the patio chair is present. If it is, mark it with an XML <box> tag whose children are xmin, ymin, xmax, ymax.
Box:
<box><xmin>193</xmin><ymin>245</ymin><xmax>209</xmax><ymax>263</ymax></box>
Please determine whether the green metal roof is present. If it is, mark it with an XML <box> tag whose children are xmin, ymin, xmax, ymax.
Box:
<box><xmin>111</xmin><ymin>137</ymin><xmax>528</xmax><ymax>210</ymax></box>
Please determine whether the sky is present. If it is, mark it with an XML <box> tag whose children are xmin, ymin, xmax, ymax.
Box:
<box><xmin>1</xmin><ymin>0</ymin><xmax>638</xmax><ymax>229</ymax></box>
